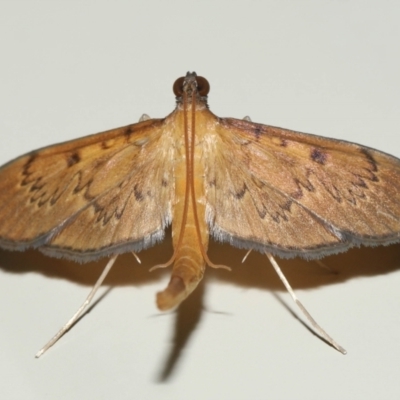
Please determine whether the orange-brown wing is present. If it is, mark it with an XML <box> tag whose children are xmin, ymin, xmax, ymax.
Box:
<box><xmin>206</xmin><ymin>118</ymin><xmax>400</xmax><ymax>259</ymax></box>
<box><xmin>0</xmin><ymin>119</ymin><xmax>175</xmax><ymax>262</ymax></box>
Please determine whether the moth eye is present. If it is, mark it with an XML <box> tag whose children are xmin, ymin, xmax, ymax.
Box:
<box><xmin>196</xmin><ymin>76</ymin><xmax>210</xmax><ymax>96</ymax></box>
<box><xmin>173</xmin><ymin>77</ymin><xmax>185</xmax><ymax>97</ymax></box>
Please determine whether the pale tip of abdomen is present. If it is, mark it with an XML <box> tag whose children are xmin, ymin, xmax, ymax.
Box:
<box><xmin>156</xmin><ymin>276</ymin><xmax>187</xmax><ymax>311</ymax></box>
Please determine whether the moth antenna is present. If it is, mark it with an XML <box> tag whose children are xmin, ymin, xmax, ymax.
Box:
<box><xmin>243</xmin><ymin>116</ymin><xmax>252</xmax><ymax>121</ymax></box>
<box><xmin>265</xmin><ymin>252</ymin><xmax>346</xmax><ymax>355</ymax></box>
<box><xmin>242</xmin><ymin>249</ymin><xmax>252</xmax><ymax>263</ymax></box>
<box><xmin>149</xmin><ymin>262</ymin><xmax>171</xmax><ymax>271</ymax></box>
<box><xmin>131</xmin><ymin>251</ymin><xmax>142</xmax><ymax>264</ymax></box>
<box><xmin>203</xmin><ymin>256</ymin><xmax>231</xmax><ymax>271</ymax></box>
<box><xmin>314</xmin><ymin>259</ymin><xmax>337</xmax><ymax>274</ymax></box>
<box><xmin>139</xmin><ymin>113</ymin><xmax>151</xmax><ymax>122</ymax></box>
<box><xmin>35</xmin><ymin>255</ymin><xmax>118</xmax><ymax>358</ymax></box>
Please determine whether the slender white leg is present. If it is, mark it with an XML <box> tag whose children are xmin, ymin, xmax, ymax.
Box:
<box><xmin>315</xmin><ymin>259</ymin><xmax>337</xmax><ymax>274</ymax></box>
<box><xmin>266</xmin><ymin>252</ymin><xmax>346</xmax><ymax>354</ymax></box>
<box><xmin>35</xmin><ymin>255</ymin><xmax>118</xmax><ymax>358</ymax></box>
<box><xmin>131</xmin><ymin>251</ymin><xmax>142</xmax><ymax>264</ymax></box>
<box><xmin>242</xmin><ymin>249</ymin><xmax>252</xmax><ymax>263</ymax></box>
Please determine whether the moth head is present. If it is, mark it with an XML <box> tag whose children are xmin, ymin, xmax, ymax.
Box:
<box><xmin>173</xmin><ymin>72</ymin><xmax>210</xmax><ymax>105</ymax></box>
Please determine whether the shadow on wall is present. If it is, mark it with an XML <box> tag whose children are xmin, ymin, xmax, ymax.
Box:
<box><xmin>0</xmin><ymin>234</ymin><xmax>399</xmax><ymax>293</ymax></box>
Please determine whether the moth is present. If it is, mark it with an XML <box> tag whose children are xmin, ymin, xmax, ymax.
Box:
<box><xmin>1</xmin><ymin>72</ymin><xmax>400</xmax><ymax>357</ymax></box>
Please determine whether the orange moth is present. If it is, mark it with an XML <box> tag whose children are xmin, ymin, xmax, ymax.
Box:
<box><xmin>1</xmin><ymin>72</ymin><xmax>400</xmax><ymax>356</ymax></box>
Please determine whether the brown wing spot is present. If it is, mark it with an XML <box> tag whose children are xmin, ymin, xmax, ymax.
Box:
<box><xmin>360</xmin><ymin>149</ymin><xmax>378</xmax><ymax>172</ymax></box>
<box><xmin>266</xmin><ymin>201</ymin><xmax>291</xmax><ymax>223</ymax></box>
<box><xmin>67</xmin><ymin>152</ymin><xmax>80</xmax><ymax>167</ymax></box>
<box><xmin>345</xmin><ymin>191</ymin><xmax>357</xmax><ymax>205</ymax></box>
<box><xmin>323</xmin><ymin>184</ymin><xmax>342</xmax><ymax>202</ymax></box>
<box><xmin>280</xmin><ymin>199</ymin><xmax>293</xmax><ymax>212</ymax></box>
<box><xmin>161</xmin><ymin>179</ymin><xmax>168</xmax><ymax>187</ymax></box>
<box><xmin>253</xmin><ymin>126</ymin><xmax>262</xmax><ymax>140</ymax></box>
<box><xmin>209</xmin><ymin>178</ymin><xmax>216</xmax><ymax>187</ymax></box>
<box><xmin>352</xmin><ymin>176</ymin><xmax>368</xmax><ymax>188</ymax></box>
<box><xmin>124</xmin><ymin>125</ymin><xmax>135</xmax><ymax>141</ymax></box>
<box><xmin>255</xmin><ymin>205</ymin><xmax>267</xmax><ymax>219</ymax></box>
<box><xmin>280</xmin><ymin>139</ymin><xmax>288</xmax><ymax>147</ymax></box>
<box><xmin>233</xmin><ymin>183</ymin><xmax>247</xmax><ymax>199</ymax></box>
<box><xmin>290</xmin><ymin>188</ymin><xmax>303</xmax><ymax>200</ymax></box>
<box><xmin>310</xmin><ymin>148</ymin><xmax>327</xmax><ymax>165</ymax></box>
<box><xmin>294</xmin><ymin>175</ymin><xmax>315</xmax><ymax>193</ymax></box>
<box><xmin>133</xmin><ymin>184</ymin><xmax>144</xmax><ymax>201</ymax></box>
<box><xmin>21</xmin><ymin>155</ymin><xmax>37</xmax><ymax>186</ymax></box>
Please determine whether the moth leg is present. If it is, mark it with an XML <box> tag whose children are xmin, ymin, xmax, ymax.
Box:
<box><xmin>265</xmin><ymin>253</ymin><xmax>346</xmax><ymax>355</ymax></box>
<box><xmin>242</xmin><ymin>249</ymin><xmax>252</xmax><ymax>263</ymax></box>
<box><xmin>131</xmin><ymin>251</ymin><xmax>142</xmax><ymax>264</ymax></box>
<box><xmin>314</xmin><ymin>259</ymin><xmax>338</xmax><ymax>274</ymax></box>
<box><xmin>243</xmin><ymin>116</ymin><xmax>252</xmax><ymax>121</ymax></box>
<box><xmin>35</xmin><ymin>255</ymin><xmax>118</xmax><ymax>358</ymax></box>
<box><xmin>139</xmin><ymin>113</ymin><xmax>151</xmax><ymax>122</ymax></box>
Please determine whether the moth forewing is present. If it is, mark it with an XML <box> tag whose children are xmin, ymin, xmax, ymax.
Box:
<box><xmin>1</xmin><ymin>71</ymin><xmax>399</xmax><ymax>356</ymax></box>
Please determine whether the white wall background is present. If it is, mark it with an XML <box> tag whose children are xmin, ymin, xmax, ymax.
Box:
<box><xmin>0</xmin><ymin>1</ymin><xmax>400</xmax><ymax>399</ymax></box>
